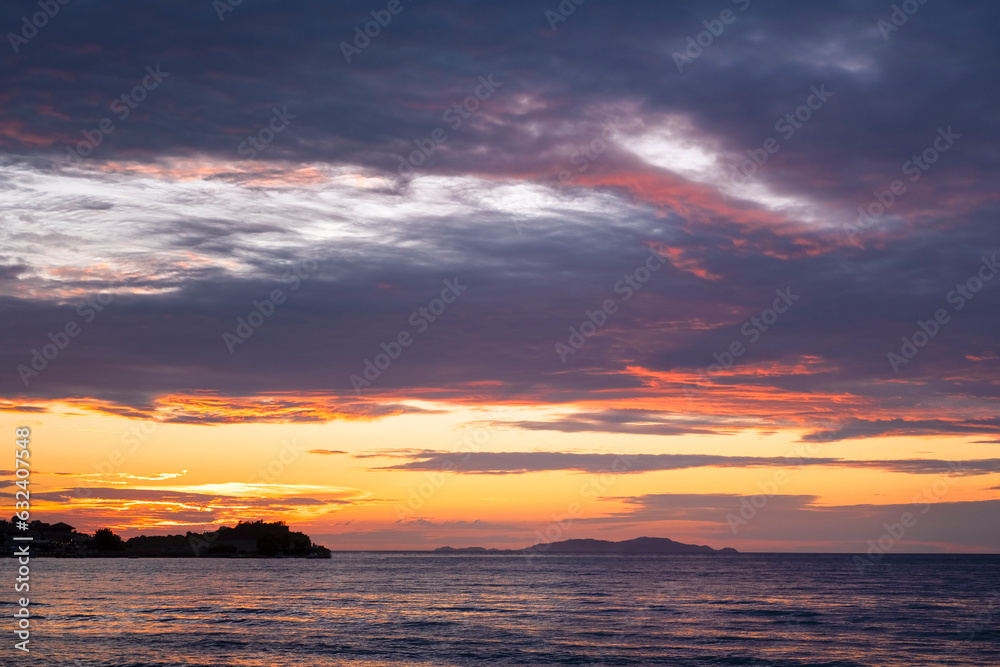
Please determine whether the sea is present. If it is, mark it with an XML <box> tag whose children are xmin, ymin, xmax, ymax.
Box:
<box><xmin>8</xmin><ymin>553</ymin><xmax>999</xmax><ymax>666</ymax></box>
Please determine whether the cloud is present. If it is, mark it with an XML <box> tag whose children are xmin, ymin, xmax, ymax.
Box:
<box><xmin>487</xmin><ymin>409</ymin><xmax>764</xmax><ymax>436</ymax></box>
<box><xmin>75</xmin><ymin>471</ymin><xmax>188</xmax><ymax>484</ymax></box>
<box><xmin>593</xmin><ymin>493</ymin><xmax>1000</xmax><ymax>552</ymax></box>
<box><xmin>26</xmin><ymin>483</ymin><xmax>374</xmax><ymax>534</ymax></box>
<box><xmin>1</xmin><ymin>157</ymin><xmax>996</xmax><ymax>438</ymax></box>
<box><xmin>365</xmin><ymin>450</ymin><xmax>1000</xmax><ymax>476</ymax></box>
<box><xmin>802</xmin><ymin>418</ymin><xmax>1000</xmax><ymax>443</ymax></box>
<box><xmin>0</xmin><ymin>403</ymin><xmax>48</xmax><ymax>412</ymax></box>
<box><xmin>0</xmin><ymin>262</ymin><xmax>28</xmax><ymax>280</ymax></box>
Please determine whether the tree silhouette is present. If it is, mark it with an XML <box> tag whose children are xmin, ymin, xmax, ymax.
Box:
<box><xmin>94</xmin><ymin>528</ymin><xmax>126</xmax><ymax>551</ymax></box>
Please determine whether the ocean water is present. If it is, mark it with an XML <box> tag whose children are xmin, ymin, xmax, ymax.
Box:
<box><xmin>9</xmin><ymin>553</ymin><xmax>999</xmax><ymax>666</ymax></box>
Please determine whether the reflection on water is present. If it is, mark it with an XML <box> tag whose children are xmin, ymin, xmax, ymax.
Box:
<box><xmin>13</xmin><ymin>553</ymin><xmax>1000</xmax><ymax>666</ymax></box>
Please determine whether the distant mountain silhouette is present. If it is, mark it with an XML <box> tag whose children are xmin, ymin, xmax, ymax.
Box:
<box><xmin>435</xmin><ymin>536</ymin><xmax>738</xmax><ymax>554</ymax></box>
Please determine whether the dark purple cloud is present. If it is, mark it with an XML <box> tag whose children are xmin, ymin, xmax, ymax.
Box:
<box><xmin>364</xmin><ymin>450</ymin><xmax>1000</xmax><ymax>476</ymax></box>
<box><xmin>0</xmin><ymin>0</ymin><xmax>997</xmax><ymax>446</ymax></box>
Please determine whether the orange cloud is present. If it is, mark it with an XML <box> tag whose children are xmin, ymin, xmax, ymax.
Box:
<box><xmin>71</xmin><ymin>392</ymin><xmax>430</xmax><ymax>424</ymax></box>
<box><xmin>95</xmin><ymin>158</ymin><xmax>330</xmax><ymax>187</ymax></box>
<box><xmin>32</xmin><ymin>483</ymin><xmax>373</xmax><ymax>535</ymax></box>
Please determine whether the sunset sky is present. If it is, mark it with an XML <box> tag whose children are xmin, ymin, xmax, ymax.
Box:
<box><xmin>2</xmin><ymin>0</ymin><xmax>999</xmax><ymax>552</ymax></box>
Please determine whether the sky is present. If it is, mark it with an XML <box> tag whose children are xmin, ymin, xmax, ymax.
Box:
<box><xmin>1</xmin><ymin>0</ymin><xmax>999</xmax><ymax>552</ymax></box>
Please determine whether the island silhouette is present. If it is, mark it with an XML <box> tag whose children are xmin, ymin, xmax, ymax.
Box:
<box><xmin>1</xmin><ymin>518</ymin><xmax>331</xmax><ymax>558</ymax></box>
<box><xmin>435</xmin><ymin>536</ymin><xmax>739</xmax><ymax>554</ymax></box>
